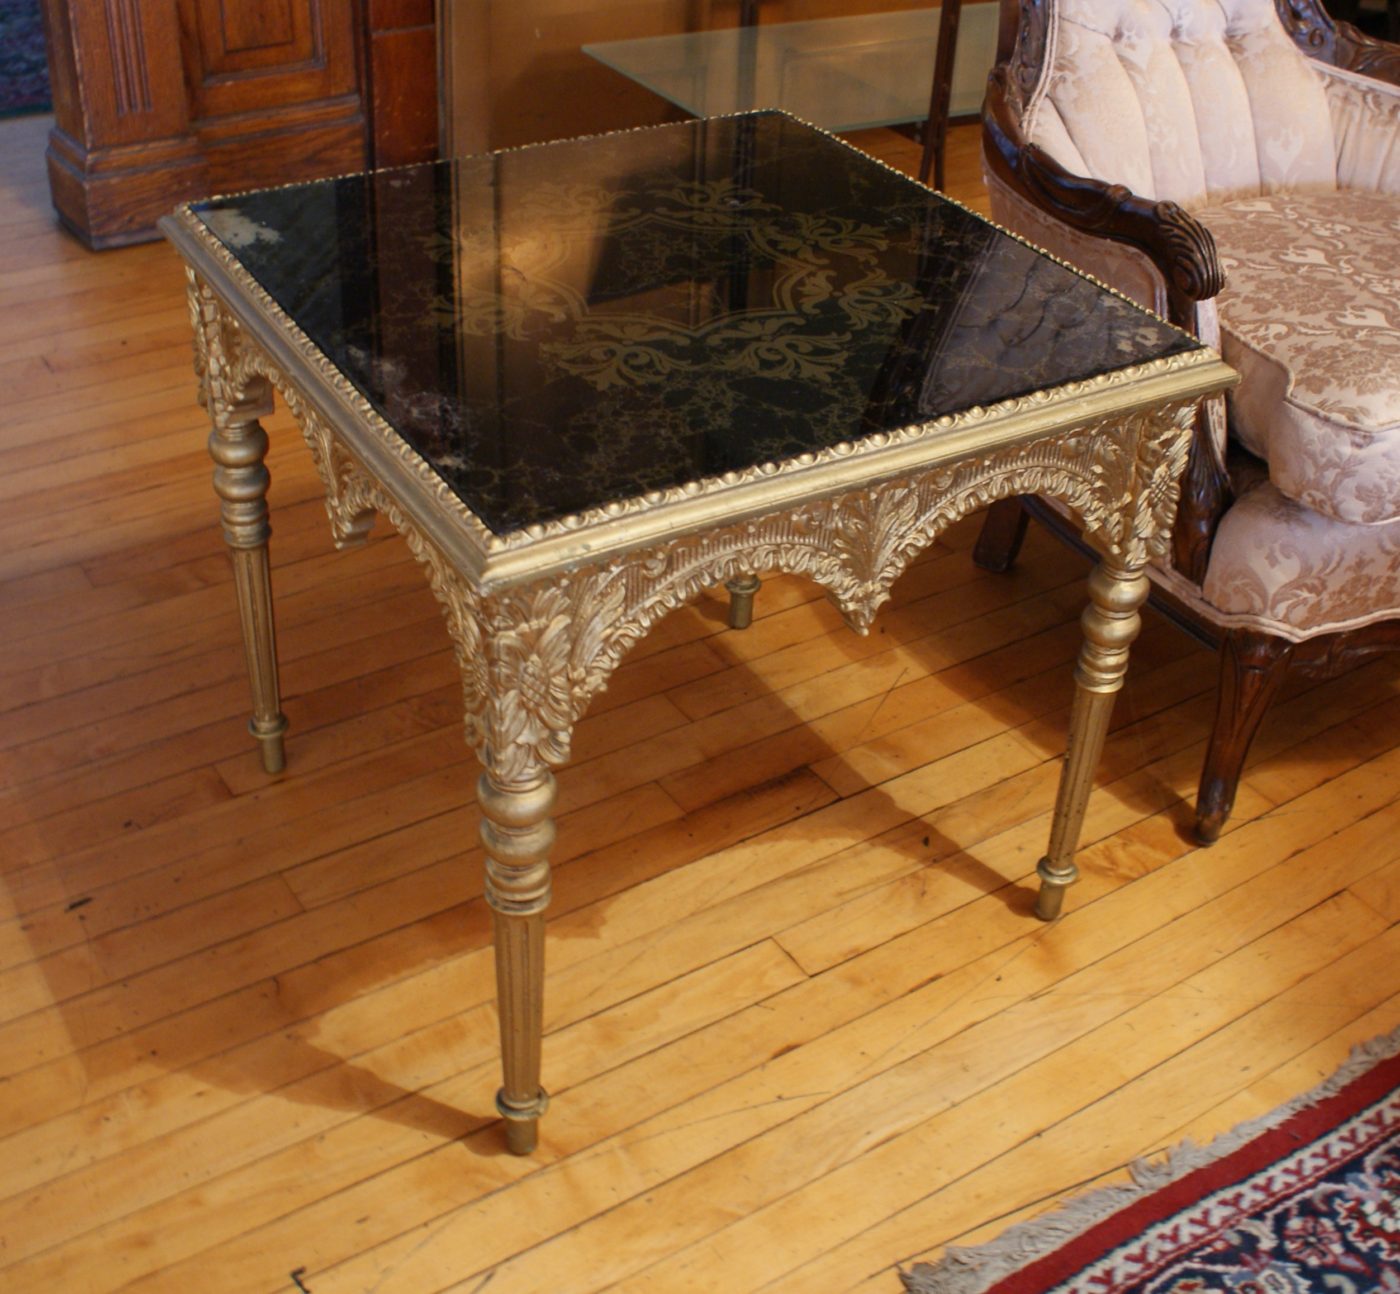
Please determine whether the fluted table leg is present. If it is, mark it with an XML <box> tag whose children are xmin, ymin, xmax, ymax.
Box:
<box><xmin>479</xmin><ymin>768</ymin><xmax>555</xmax><ymax>1154</ymax></box>
<box><xmin>208</xmin><ymin>378</ymin><xmax>288</xmax><ymax>775</ymax></box>
<box><xmin>1036</xmin><ymin>561</ymin><xmax>1149</xmax><ymax>921</ymax></box>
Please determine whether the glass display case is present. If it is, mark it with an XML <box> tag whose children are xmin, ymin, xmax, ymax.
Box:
<box><xmin>585</xmin><ymin>6</ymin><xmax>996</xmax><ymax>135</ymax></box>
<box><xmin>438</xmin><ymin>0</ymin><xmax>997</xmax><ymax>161</ymax></box>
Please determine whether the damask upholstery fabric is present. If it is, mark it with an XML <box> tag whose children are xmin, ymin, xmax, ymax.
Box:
<box><xmin>1023</xmin><ymin>0</ymin><xmax>1339</xmax><ymax>209</ymax></box>
<box><xmin>991</xmin><ymin>0</ymin><xmax>1400</xmax><ymax>644</ymax></box>
<box><xmin>989</xmin><ymin>0</ymin><xmax>1400</xmax><ymax>641</ymax></box>
<box><xmin>1195</xmin><ymin>479</ymin><xmax>1400</xmax><ymax>636</ymax></box>
<box><xmin>1013</xmin><ymin>452</ymin><xmax>1400</xmax><ymax>639</ymax></box>
<box><xmin>1197</xmin><ymin>190</ymin><xmax>1400</xmax><ymax>525</ymax></box>
<box><xmin>1321</xmin><ymin>63</ymin><xmax>1400</xmax><ymax>194</ymax></box>
<box><xmin>1023</xmin><ymin>479</ymin><xmax>1400</xmax><ymax>639</ymax></box>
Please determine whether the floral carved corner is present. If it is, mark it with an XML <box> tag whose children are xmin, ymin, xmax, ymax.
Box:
<box><xmin>443</xmin><ymin>399</ymin><xmax>1199</xmax><ymax>784</ymax></box>
<box><xmin>259</xmin><ymin>372</ymin><xmax>379</xmax><ymax>549</ymax></box>
<box><xmin>187</xmin><ymin>270</ymin><xmax>272</xmax><ymax>425</ymax></box>
<box><xmin>208</xmin><ymin>278</ymin><xmax>1202</xmax><ymax>790</ymax></box>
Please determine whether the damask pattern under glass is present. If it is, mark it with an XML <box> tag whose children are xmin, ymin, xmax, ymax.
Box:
<box><xmin>194</xmin><ymin>112</ymin><xmax>1198</xmax><ymax>535</ymax></box>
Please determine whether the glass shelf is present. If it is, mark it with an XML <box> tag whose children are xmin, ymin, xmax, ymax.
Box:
<box><xmin>583</xmin><ymin>5</ymin><xmax>999</xmax><ymax>134</ymax></box>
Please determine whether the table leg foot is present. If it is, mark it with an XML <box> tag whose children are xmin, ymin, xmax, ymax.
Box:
<box><xmin>497</xmin><ymin>1088</ymin><xmax>549</xmax><ymax>1155</ymax></box>
<box><xmin>480</xmin><ymin>769</ymin><xmax>556</xmax><ymax>1156</ymax></box>
<box><xmin>1034</xmin><ymin>856</ymin><xmax>1078</xmax><ymax>921</ymax></box>
<box><xmin>726</xmin><ymin>573</ymin><xmax>761</xmax><ymax>629</ymax></box>
<box><xmin>250</xmin><ymin>715</ymin><xmax>289</xmax><ymax>774</ymax></box>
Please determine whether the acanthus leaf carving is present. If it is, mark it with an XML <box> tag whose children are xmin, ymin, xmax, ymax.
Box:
<box><xmin>274</xmin><ymin>381</ymin><xmax>378</xmax><ymax>548</ymax></box>
<box><xmin>203</xmin><ymin>281</ymin><xmax>1200</xmax><ymax>791</ymax></box>
<box><xmin>833</xmin><ymin>485</ymin><xmax>923</xmax><ymax>596</ymax></box>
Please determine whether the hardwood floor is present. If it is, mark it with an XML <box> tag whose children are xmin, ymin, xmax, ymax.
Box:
<box><xmin>2</xmin><ymin>110</ymin><xmax>1398</xmax><ymax>1294</ymax></box>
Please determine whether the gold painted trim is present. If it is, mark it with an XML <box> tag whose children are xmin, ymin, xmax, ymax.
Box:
<box><xmin>161</xmin><ymin>204</ymin><xmax>1233</xmax><ymax>596</ymax></box>
<box><xmin>167</xmin><ymin>134</ymin><xmax>1240</xmax><ymax>1150</ymax></box>
<box><xmin>187</xmin><ymin>268</ymin><xmax>1210</xmax><ymax>783</ymax></box>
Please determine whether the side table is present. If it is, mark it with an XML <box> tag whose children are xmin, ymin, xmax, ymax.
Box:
<box><xmin>163</xmin><ymin>111</ymin><xmax>1235</xmax><ymax>1153</ymax></box>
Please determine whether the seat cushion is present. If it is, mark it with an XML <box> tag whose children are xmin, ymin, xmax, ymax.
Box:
<box><xmin>1199</xmin><ymin>477</ymin><xmax>1400</xmax><ymax>637</ymax></box>
<box><xmin>1195</xmin><ymin>190</ymin><xmax>1400</xmax><ymax>525</ymax></box>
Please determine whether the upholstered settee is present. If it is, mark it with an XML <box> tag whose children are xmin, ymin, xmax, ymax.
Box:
<box><xmin>975</xmin><ymin>0</ymin><xmax>1400</xmax><ymax>841</ymax></box>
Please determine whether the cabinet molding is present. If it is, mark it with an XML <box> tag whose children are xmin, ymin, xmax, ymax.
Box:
<box><xmin>41</xmin><ymin>0</ymin><xmax>370</xmax><ymax>248</ymax></box>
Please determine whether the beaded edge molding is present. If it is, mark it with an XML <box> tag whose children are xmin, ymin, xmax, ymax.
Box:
<box><xmin>162</xmin><ymin>183</ymin><xmax>1226</xmax><ymax>578</ymax></box>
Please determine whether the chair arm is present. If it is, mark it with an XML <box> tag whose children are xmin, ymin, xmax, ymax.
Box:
<box><xmin>982</xmin><ymin>66</ymin><xmax>1230</xmax><ymax>583</ymax></box>
<box><xmin>983</xmin><ymin>69</ymin><xmax>1224</xmax><ymax>334</ymax></box>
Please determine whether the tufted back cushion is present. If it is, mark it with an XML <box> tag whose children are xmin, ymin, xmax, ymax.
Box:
<box><xmin>1023</xmin><ymin>0</ymin><xmax>1339</xmax><ymax>209</ymax></box>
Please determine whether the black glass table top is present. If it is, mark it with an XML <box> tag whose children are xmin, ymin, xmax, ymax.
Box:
<box><xmin>193</xmin><ymin>112</ymin><xmax>1199</xmax><ymax>537</ymax></box>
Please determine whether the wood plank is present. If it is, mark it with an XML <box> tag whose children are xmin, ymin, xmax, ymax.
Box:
<box><xmin>597</xmin><ymin>889</ymin><xmax>1400</xmax><ymax>1294</ymax></box>
<box><xmin>281</xmin><ymin>762</ymin><xmax>1400</xmax><ymax>1294</ymax></box>
<box><xmin>807</xmin><ymin>926</ymin><xmax>1400</xmax><ymax>1294</ymax></box>
<box><xmin>1</xmin><ymin>940</ymin><xmax>810</xmax><ymax>1292</ymax></box>
<box><xmin>0</xmin><ymin>766</ymin><xmax>830</xmax><ymax>1182</ymax></box>
<box><xmin>66</xmin><ymin>727</ymin><xmax>1400</xmax><ymax>1294</ymax></box>
<box><xmin>0</xmin><ymin>773</ymin><xmax>828</xmax><ymax>1237</ymax></box>
<box><xmin>783</xmin><ymin>661</ymin><xmax>1400</xmax><ymax>974</ymax></box>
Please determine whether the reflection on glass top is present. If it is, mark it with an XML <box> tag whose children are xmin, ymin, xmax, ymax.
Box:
<box><xmin>584</xmin><ymin>6</ymin><xmax>998</xmax><ymax>134</ymax></box>
<box><xmin>194</xmin><ymin>112</ymin><xmax>1198</xmax><ymax>537</ymax></box>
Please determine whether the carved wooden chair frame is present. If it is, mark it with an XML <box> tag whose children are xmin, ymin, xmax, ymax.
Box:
<box><xmin>973</xmin><ymin>0</ymin><xmax>1400</xmax><ymax>843</ymax></box>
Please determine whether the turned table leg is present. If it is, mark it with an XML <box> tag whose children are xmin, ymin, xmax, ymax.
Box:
<box><xmin>479</xmin><ymin>768</ymin><xmax>556</xmax><ymax>1154</ymax></box>
<box><xmin>1036</xmin><ymin>561</ymin><xmax>1149</xmax><ymax>921</ymax></box>
<box><xmin>207</xmin><ymin>378</ymin><xmax>288</xmax><ymax>774</ymax></box>
<box><xmin>726</xmin><ymin>573</ymin><xmax>761</xmax><ymax>629</ymax></box>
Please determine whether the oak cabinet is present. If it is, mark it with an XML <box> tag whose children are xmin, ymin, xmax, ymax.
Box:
<box><xmin>41</xmin><ymin>0</ymin><xmax>437</xmax><ymax>248</ymax></box>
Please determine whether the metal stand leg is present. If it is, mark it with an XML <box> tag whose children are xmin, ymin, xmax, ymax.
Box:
<box><xmin>918</xmin><ymin>0</ymin><xmax>963</xmax><ymax>189</ymax></box>
<box><xmin>207</xmin><ymin>378</ymin><xmax>288</xmax><ymax>774</ymax></box>
<box><xmin>726</xmin><ymin>573</ymin><xmax>761</xmax><ymax>630</ymax></box>
<box><xmin>1036</xmin><ymin>562</ymin><xmax>1148</xmax><ymax>921</ymax></box>
<box><xmin>479</xmin><ymin>768</ymin><xmax>555</xmax><ymax>1154</ymax></box>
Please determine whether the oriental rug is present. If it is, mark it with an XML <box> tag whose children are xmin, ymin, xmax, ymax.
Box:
<box><xmin>903</xmin><ymin>1026</ymin><xmax>1400</xmax><ymax>1293</ymax></box>
<box><xmin>0</xmin><ymin>0</ymin><xmax>50</xmax><ymax>119</ymax></box>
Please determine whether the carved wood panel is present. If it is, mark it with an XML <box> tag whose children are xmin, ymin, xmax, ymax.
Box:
<box><xmin>44</xmin><ymin>0</ymin><xmax>191</xmax><ymax>146</ymax></box>
<box><xmin>221</xmin><ymin>0</ymin><xmax>297</xmax><ymax>54</ymax></box>
<box><xmin>41</xmin><ymin>0</ymin><xmax>368</xmax><ymax>248</ymax></box>
<box><xmin>103</xmin><ymin>0</ymin><xmax>155</xmax><ymax>117</ymax></box>
<box><xmin>179</xmin><ymin>0</ymin><xmax>358</xmax><ymax>120</ymax></box>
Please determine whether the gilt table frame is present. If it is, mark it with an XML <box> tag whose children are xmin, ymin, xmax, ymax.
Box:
<box><xmin>161</xmin><ymin>193</ymin><xmax>1234</xmax><ymax>1156</ymax></box>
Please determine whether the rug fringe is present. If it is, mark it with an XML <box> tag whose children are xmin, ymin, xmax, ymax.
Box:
<box><xmin>899</xmin><ymin>1023</ymin><xmax>1400</xmax><ymax>1294</ymax></box>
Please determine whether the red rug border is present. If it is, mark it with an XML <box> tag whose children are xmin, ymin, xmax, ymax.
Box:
<box><xmin>902</xmin><ymin>1026</ymin><xmax>1400</xmax><ymax>1294</ymax></box>
<box><xmin>990</xmin><ymin>1045</ymin><xmax>1400</xmax><ymax>1292</ymax></box>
